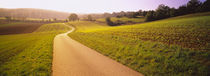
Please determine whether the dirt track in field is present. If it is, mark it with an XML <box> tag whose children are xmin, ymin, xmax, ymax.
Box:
<box><xmin>52</xmin><ymin>23</ymin><xmax>143</xmax><ymax>76</ymax></box>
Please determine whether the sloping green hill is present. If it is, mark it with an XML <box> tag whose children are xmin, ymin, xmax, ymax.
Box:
<box><xmin>68</xmin><ymin>12</ymin><xmax>210</xmax><ymax>76</ymax></box>
<box><xmin>0</xmin><ymin>23</ymin><xmax>70</xmax><ymax>76</ymax></box>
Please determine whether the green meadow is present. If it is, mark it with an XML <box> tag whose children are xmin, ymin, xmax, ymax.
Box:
<box><xmin>68</xmin><ymin>12</ymin><xmax>210</xmax><ymax>76</ymax></box>
<box><xmin>0</xmin><ymin>23</ymin><xmax>70</xmax><ymax>76</ymax></box>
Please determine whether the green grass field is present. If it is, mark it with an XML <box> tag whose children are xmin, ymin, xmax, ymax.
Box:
<box><xmin>66</xmin><ymin>21</ymin><xmax>108</xmax><ymax>32</ymax></box>
<box><xmin>96</xmin><ymin>17</ymin><xmax>145</xmax><ymax>24</ymax></box>
<box><xmin>68</xmin><ymin>12</ymin><xmax>210</xmax><ymax>76</ymax></box>
<box><xmin>0</xmin><ymin>23</ymin><xmax>70</xmax><ymax>76</ymax></box>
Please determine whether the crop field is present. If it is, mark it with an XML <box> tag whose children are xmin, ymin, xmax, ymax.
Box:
<box><xmin>68</xmin><ymin>12</ymin><xmax>210</xmax><ymax>76</ymax></box>
<box><xmin>0</xmin><ymin>23</ymin><xmax>70</xmax><ymax>76</ymax></box>
<box><xmin>0</xmin><ymin>22</ymin><xmax>45</xmax><ymax>35</ymax></box>
<box><xmin>96</xmin><ymin>17</ymin><xmax>145</xmax><ymax>24</ymax></box>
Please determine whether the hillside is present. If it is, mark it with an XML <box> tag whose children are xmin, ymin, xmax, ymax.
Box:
<box><xmin>0</xmin><ymin>23</ymin><xmax>70</xmax><ymax>75</ymax></box>
<box><xmin>0</xmin><ymin>8</ymin><xmax>70</xmax><ymax>19</ymax></box>
<box><xmin>68</xmin><ymin>12</ymin><xmax>210</xmax><ymax>76</ymax></box>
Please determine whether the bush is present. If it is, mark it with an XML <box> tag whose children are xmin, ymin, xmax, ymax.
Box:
<box><xmin>106</xmin><ymin>17</ymin><xmax>115</xmax><ymax>26</ymax></box>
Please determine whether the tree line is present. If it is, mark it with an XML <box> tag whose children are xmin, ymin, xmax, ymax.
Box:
<box><xmin>145</xmin><ymin>0</ymin><xmax>210</xmax><ymax>21</ymax></box>
<box><xmin>67</xmin><ymin>0</ymin><xmax>210</xmax><ymax>23</ymax></box>
<box><xmin>68</xmin><ymin>13</ymin><xmax>94</xmax><ymax>21</ymax></box>
<box><xmin>103</xmin><ymin>0</ymin><xmax>210</xmax><ymax>25</ymax></box>
<box><xmin>107</xmin><ymin>0</ymin><xmax>210</xmax><ymax>22</ymax></box>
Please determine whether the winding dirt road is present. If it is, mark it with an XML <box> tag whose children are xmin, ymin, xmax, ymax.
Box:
<box><xmin>52</xmin><ymin>23</ymin><xmax>143</xmax><ymax>76</ymax></box>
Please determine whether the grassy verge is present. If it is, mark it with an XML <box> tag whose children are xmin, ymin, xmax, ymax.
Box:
<box><xmin>68</xmin><ymin>13</ymin><xmax>210</xmax><ymax>76</ymax></box>
<box><xmin>0</xmin><ymin>23</ymin><xmax>70</xmax><ymax>76</ymax></box>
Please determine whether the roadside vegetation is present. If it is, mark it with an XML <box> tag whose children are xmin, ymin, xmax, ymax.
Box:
<box><xmin>0</xmin><ymin>23</ymin><xmax>70</xmax><ymax>76</ymax></box>
<box><xmin>68</xmin><ymin>12</ymin><xmax>210</xmax><ymax>76</ymax></box>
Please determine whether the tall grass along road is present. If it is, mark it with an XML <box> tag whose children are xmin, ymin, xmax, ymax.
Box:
<box><xmin>52</xmin><ymin>24</ymin><xmax>143</xmax><ymax>76</ymax></box>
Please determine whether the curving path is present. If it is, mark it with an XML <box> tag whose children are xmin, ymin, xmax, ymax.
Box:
<box><xmin>52</xmin><ymin>23</ymin><xmax>143</xmax><ymax>76</ymax></box>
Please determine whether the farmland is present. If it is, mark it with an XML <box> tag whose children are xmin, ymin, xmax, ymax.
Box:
<box><xmin>68</xmin><ymin>12</ymin><xmax>210</xmax><ymax>76</ymax></box>
<box><xmin>66</xmin><ymin>21</ymin><xmax>109</xmax><ymax>31</ymax></box>
<box><xmin>0</xmin><ymin>23</ymin><xmax>70</xmax><ymax>76</ymax></box>
<box><xmin>0</xmin><ymin>22</ymin><xmax>45</xmax><ymax>35</ymax></box>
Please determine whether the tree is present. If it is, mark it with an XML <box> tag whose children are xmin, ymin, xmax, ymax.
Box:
<box><xmin>187</xmin><ymin>0</ymin><xmax>202</xmax><ymax>13</ymax></box>
<box><xmin>142</xmin><ymin>11</ymin><xmax>148</xmax><ymax>17</ymax></box>
<box><xmin>177</xmin><ymin>5</ymin><xmax>188</xmax><ymax>15</ymax></box>
<box><xmin>201</xmin><ymin>0</ymin><xmax>210</xmax><ymax>12</ymax></box>
<box><xmin>145</xmin><ymin>11</ymin><xmax>155</xmax><ymax>22</ymax></box>
<box><xmin>87</xmin><ymin>15</ymin><xmax>93</xmax><ymax>21</ymax></box>
<box><xmin>169</xmin><ymin>8</ymin><xmax>177</xmax><ymax>17</ymax></box>
<box><xmin>106</xmin><ymin>17</ymin><xmax>115</xmax><ymax>26</ymax></box>
<box><xmin>69</xmin><ymin>13</ymin><xmax>79</xmax><ymax>21</ymax></box>
<box><xmin>155</xmin><ymin>4</ymin><xmax>171</xmax><ymax>20</ymax></box>
<box><xmin>137</xmin><ymin>10</ymin><xmax>143</xmax><ymax>16</ymax></box>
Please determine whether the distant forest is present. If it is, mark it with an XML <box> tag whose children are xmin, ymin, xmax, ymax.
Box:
<box><xmin>0</xmin><ymin>8</ymin><xmax>70</xmax><ymax>19</ymax></box>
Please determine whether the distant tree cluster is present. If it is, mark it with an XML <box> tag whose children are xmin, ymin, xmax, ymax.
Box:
<box><xmin>105</xmin><ymin>17</ymin><xmax>126</xmax><ymax>26</ymax></box>
<box><xmin>100</xmin><ymin>0</ymin><xmax>210</xmax><ymax>23</ymax></box>
<box><xmin>80</xmin><ymin>11</ymin><xmax>142</xmax><ymax>20</ymax></box>
<box><xmin>145</xmin><ymin>0</ymin><xmax>210</xmax><ymax>21</ymax></box>
<box><xmin>79</xmin><ymin>0</ymin><xmax>210</xmax><ymax>24</ymax></box>
<box><xmin>68</xmin><ymin>13</ymin><xmax>79</xmax><ymax>21</ymax></box>
<box><xmin>105</xmin><ymin>17</ymin><xmax>115</xmax><ymax>26</ymax></box>
<box><xmin>98</xmin><ymin>10</ymin><xmax>152</xmax><ymax>19</ymax></box>
<box><xmin>87</xmin><ymin>15</ymin><xmax>93</xmax><ymax>21</ymax></box>
<box><xmin>112</xmin><ymin>11</ymin><xmax>139</xmax><ymax>18</ymax></box>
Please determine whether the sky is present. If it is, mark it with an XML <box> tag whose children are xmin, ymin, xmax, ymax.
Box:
<box><xmin>0</xmin><ymin>0</ymin><xmax>206</xmax><ymax>13</ymax></box>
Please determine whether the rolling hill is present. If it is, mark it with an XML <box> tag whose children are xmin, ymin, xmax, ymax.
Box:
<box><xmin>68</xmin><ymin>12</ymin><xmax>210</xmax><ymax>76</ymax></box>
<box><xmin>0</xmin><ymin>8</ymin><xmax>70</xmax><ymax>19</ymax></box>
<box><xmin>0</xmin><ymin>23</ymin><xmax>70</xmax><ymax>76</ymax></box>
